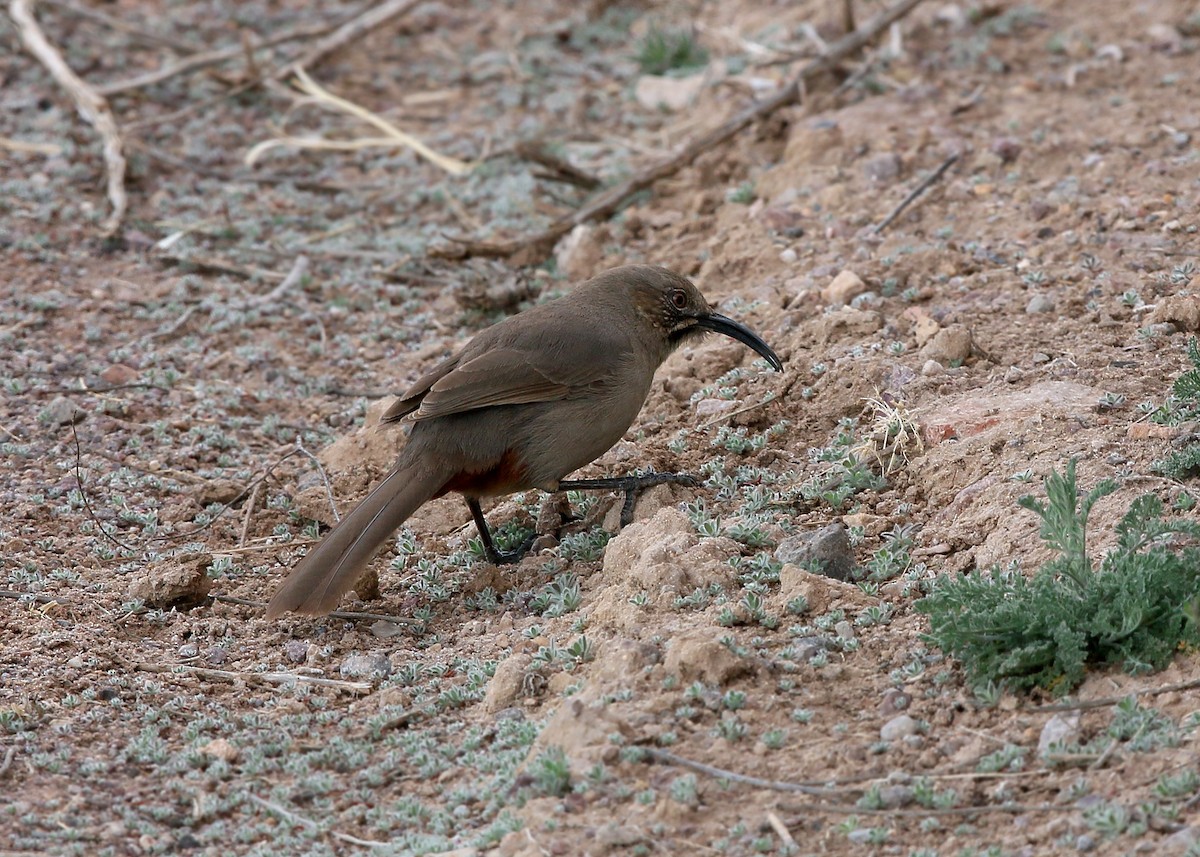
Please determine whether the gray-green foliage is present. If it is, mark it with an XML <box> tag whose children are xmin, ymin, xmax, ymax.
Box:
<box><xmin>918</xmin><ymin>460</ymin><xmax>1200</xmax><ymax>694</ymax></box>
<box><xmin>1152</xmin><ymin>337</ymin><xmax>1200</xmax><ymax>479</ymax></box>
<box><xmin>635</xmin><ymin>28</ymin><xmax>708</xmax><ymax>75</ymax></box>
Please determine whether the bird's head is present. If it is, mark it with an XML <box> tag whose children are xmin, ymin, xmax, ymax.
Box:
<box><xmin>616</xmin><ymin>265</ymin><xmax>783</xmax><ymax>371</ymax></box>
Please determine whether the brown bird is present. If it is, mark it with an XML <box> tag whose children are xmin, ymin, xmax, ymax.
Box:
<box><xmin>266</xmin><ymin>265</ymin><xmax>782</xmax><ymax>618</ymax></box>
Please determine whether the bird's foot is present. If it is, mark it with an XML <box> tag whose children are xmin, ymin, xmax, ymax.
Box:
<box><xmin>484</xmin><ymin>532</ymin><xmax>537</xmax><ymax>566</ymax></box>
<box><xmin>558</xmin><ymin>471</ymin><xmax>698</xmax><ymax>527</ymax></box>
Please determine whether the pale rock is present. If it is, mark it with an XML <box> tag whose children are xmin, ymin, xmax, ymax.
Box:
<box><xmin>530</xmin><ymin>691</ymin><xmax>633</xmax><ymax>770</ymax></box>
<box><xmin>200</xmin><ymin>737</ymin><xmax>238</xmax><ymax>763</ymax></box>
<box><xmin>919</xmin><ymin>324</ymin><xmax>972</xmax><ymax>365</ymax></box>
<box><xmin>1146</xmin><ymin>295</ymin><xmax>1200</xmax><ymax>332</ymax></box>
<box><xmin>339</xmin><ymin>652</ymin><xmax>392</xmax><ymax>679</ymax></box>
<box><xmin>694</xmin><ymin>398</ymin><xmax>737</xmax><ymax>418</ymax></box>
<box><xmin>591</xmin><ymin>508</ymin><xmax>739</xmax><ymax>629</ymax></box>
<box><xmin>634</xmin><ymin>73</ymin><xmax>706</xmax><ymax>111</ymax></box>
<box><xmin>880</xmin><ymin>714</ymin><xmax>920</xmax><ymax>741</ymax></box>
<box><xmin>818</xmin><ymin>306</ymin><xmax>883</xmax><ymax>343</ymax></box>
<box><xmin>1038</xmin><ymin>712</ymin><xmax>1080</xmax><ymax>756</ymax></box>
<box><xmin>775</xmin><ymin>523</ymin><xmax>855</xmax><ymax>580</ymax></box>
<box><xmin>821</xmin><ymin>269</ymin><xmax>868</xmax><ymax>305</ymax></box>
<box><xmin>1025</xmin><ymin>294</ymin><xmax>1056</xmax><ymax>314</ymax></box>
<box><xmin>127</xmin><ymin>552</ymin><xmax>212</xmax><ymax>608</ymax></box>
<box><xmin>484</xmin><ymin>653</ymin><xmax>533</xmax><ymax>714</ymax></box>
<box><xmin>664</xmin><ymin>629</ymin><xmax>756</xmax><ymax>685</ymax></box>
<box><xmin>776</xmin><ymin>563</ymin><xmax>872</xmax><ymax>615</ymax></box>
<box><xmin>42</xmin><ymin>396</ymin><xmax>83</xmax><ymax>426</ymax></box>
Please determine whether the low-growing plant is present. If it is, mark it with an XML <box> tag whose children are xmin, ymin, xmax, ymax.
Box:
<box><xmin>636</xmin><ymin>27</ymin><xmax>709</xmax><ymax>75</ymax></box>
<box><xmin>919</xmin><ymin>459</ymin><xmax>1200</xmax><ymax>694</ymax></box>
<box><xmin>1152</xmin><ymin>337</ymin><xmax>1200</xmax><ymax>479</ymax></box>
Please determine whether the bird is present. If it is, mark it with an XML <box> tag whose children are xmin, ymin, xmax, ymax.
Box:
<box><xmin>266</xmin><ymin>264</ymin><xmax>783</xmax><ymax>618</ymax></box>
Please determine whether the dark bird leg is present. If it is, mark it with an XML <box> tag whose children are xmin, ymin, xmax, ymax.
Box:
<box><xmin>466</xmin><ymin>497</ymin><xmax>536</xmax><ymax>565</ymax></box>
<box><xmin>558</xmin><ymin>472</ymin><xmax>698</xmax><ymax>526</ymax></box>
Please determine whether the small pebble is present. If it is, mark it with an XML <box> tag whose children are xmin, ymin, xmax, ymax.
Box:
<box><xmin>340</xmin><ymin>652</ymin><xmax>392</xmax><ymax>679</ymax></box>
<box><xmin>864</xmin><ymin>152</ymin><xmax>902</xmax><ymax>184</ymax></box>
<box><xmin>1026</xmin><ymin>294</ymin><xmax>1056</xmax><ymax>314</ymax></box>
<box><xmin>990</xmin><ymin>136</ymin><xmax>1022</xmax><ymax>164</ymax></box>
<box><xmin>880</xmin><ymin>714</ymin><xmax>920</xmax><ymax>741</ymax></box>
<box><xmin>282</xmin><ymin>640</ymin><xmax>309</xmax><ymax>664</ymax></box>
<box><xmin>779</xmin><ymin>247</ymin><xmax>798</xmax><ymax>264</ymax></box>
<box><xmin>878</xmin><ymin>785</ymin><xmax>915</xmax><ymax>808</ymax></box>
<box><xmin>42</xmin><ymin>396</ymin><xmax>83</xmax><ymax>426</ymax></box>
<box><xmin>178</xmin><ymin>643</ymin><xmax>199</xmax><ymax>659</ymax></box>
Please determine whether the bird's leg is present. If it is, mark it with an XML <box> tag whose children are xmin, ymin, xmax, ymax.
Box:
<box><xmin>557</xmin><ymin>472</ymin><xmax>698</xmax><ymax>527</ymax></box>
<box><xmin>466</xmin><ymin>497</ymin><xmax>536</xmax><ymax>565</ymax></box>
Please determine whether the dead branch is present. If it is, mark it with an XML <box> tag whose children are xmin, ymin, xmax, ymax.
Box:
<box><xmin>645</xmin><ymin>748</ymin><xmax>847</xmax><ymax>797</ymax></box>
<box><xmin>252</xmin><ymin>69</ymin><xmax>470</xmax><ymax>175</ymax></box>
<box><xmin>514</xmin><ymin>140</ymin><xmax>602</xmax><ymax>190</ymax></box>
<box><xmin>1034</xmin><ymin>676</ymin><xmax>1200</xmax><ymax>713</ymax></box>
<box><xmin>43</xmin><ymin>0</ymin><xmax>201</xmax><ymax>52</ymax></box>
<box><xmin>213</xmin><ymin>595</ymin><xmax>424</xmax><ymax>626</ymax></box>
<box><xmin>274</xmin><ymin>0</ymin><xmax>423</xmax><ymax>80</ymax></box>
<box><xmin>11</xmin><ymin>0</ymin><xmax>127</xmax><ymax>235</ymax></box>
<box><xmin>872</xmin><ymin>152</ymin><xmax>959</xmax><ymax>233</ymax></box>
<box><xmin>132</xmin><ymin>661</ymin><xmax>373</xmax><ymax>693</ymax></box>
<box><xmin>97</xmin><ymin>19</ymin><xmax>342</xmax><ymax>97</ymax></box>
<box><xmin>432</xmin><ymin>0</ymin><xmax>929</xmax><ymax>261</ymax></box>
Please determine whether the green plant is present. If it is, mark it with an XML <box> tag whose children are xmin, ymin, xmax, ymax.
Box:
<box><xmin>919</xmin><ymin>460</ymin><xmax>1200</xmax><ymax>694</ymax></box>
<box><xmin>1152</xmin><ymin>337</ymin><xmax>1200</xmax><ymax>479</ymax></box>
<box><xmin>529</xmin><ymin>746</ymin><xmax>571</xmax><ymax>797</ymax></box>
<box><xmin>636</xmin><ymin>28</ymin><xmax>708</xmax><ymax>75</ymax></box>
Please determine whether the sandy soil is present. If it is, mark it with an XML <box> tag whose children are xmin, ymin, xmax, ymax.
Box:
<box><xmin>2</xmin><ymin>0</ymin><xmax>1200</xmax><ymax>854</ymax></box>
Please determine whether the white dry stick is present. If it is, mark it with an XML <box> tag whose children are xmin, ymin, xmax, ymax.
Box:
<box><xmin>247</xmin><ymin>69</ymin><xmax>470</xmax><ymax>175</ymax></box>
<box><xmin>10</xmin><ymin>0</ymin><xmax>127</xmax><ymax>235</ymax></box>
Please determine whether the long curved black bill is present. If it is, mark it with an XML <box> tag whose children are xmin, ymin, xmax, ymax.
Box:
<box><xmin>697</xmin><ymin>313</ymin><xmax>784</xmax><ymax>372</ymax></box>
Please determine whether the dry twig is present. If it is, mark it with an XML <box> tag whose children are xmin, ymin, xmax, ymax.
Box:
<box><xmin>242</xmin><ymin>254</ymin><xmax>310</xmax><ymax>309</ymax></box>
<box><xmin>433</xmin><ymin>0</ymin><xmax>928</xmax><ymax>260</ymax></box>
<box><xmin>97</xmin><ymin>18</ymin><xmax>342</xmax><ymax>97</ymax></box>
<box><xmin>274</xmin><ymin>0</ymin><xmax>422</xmax><ymax>80</ymax></box>
<box><xmin>43</xmin><ymin>0</ymin><xmax>201</xmax><ymax>52</ymax></box>
<box><xmin>0</xmin><ymin>745</ymin><xmax>17</xmax><ymax>778</ymax></box>
<box><xmin>645</xmin><ymin>748</ymin><xmax>846</xmax><ymax>797</ymax></box>
<box><xmin>238</xmin><ymin>481</ymin><xmax>264</xmax><ymax>548</ymax></box>
<box><xmin>872</xmin><ymin>152</ymin><xmax>960</xmax><ymax>233</ymax></box>
<box><xmin>248</xmin><ymin>69</ymin><xmax>469</xmax><ymax>175</ymax></box>
<box><xmin>133</xmin><ymin>661</ymin><xmax>373</xmax><ymax>693</ymax></box>
<box><xmin>1034</xmin><ymin>676</ymin><xmax>1200</xmax><ymax>713</ymax></box>
<box><xmin>247</xmin><ymin>795</ymin><xmax>391</xmax><ymax>847</ymax></box>
<box><xmin>11</xmin><ymin>0</ymin><xmax>127</xmax><ymax>235</ymax></box>
<box><xmin>0</xmin><ymin>134</ymin><xmax>61</xmax><ymax>155</ymax></box>
<box><xmin>212</xmin><ymin>595</ymin><xmax>422</xmax><ymax>626</ymax></box>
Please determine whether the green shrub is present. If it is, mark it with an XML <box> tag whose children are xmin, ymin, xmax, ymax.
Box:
<box><xmin>918</xmin><ymin>460</ymin><xmax>1200</xmax><ymax>695</ymax></box>
<box><xmin>1152</xmin><ymin>337</ymin><xmax>1200</xmax><ymax>480</ymax></box>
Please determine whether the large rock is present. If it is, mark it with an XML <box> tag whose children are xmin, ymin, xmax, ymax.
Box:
<box><xmin>590</xmin><ymin>507</ymin><xmax>740</xmax><ymax>630</ymax></box>
<box><xmin>664</xmin><ymin>628</ymin><xmax>757</xmax><ymax>685</ymax></box>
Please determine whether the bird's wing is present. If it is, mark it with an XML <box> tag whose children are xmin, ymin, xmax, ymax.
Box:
<box><xmin>380</xmin><ymin>353</ymin><xmax>459</xmax><ymax>423</ymax></box>
<box><xmin>381</xmin><ymin>307</ymin><xmax>632</xmax><ymax>424</ymax></box>
<box><xmin>407</xmin><ymin>347</ymin><xmax>580</xmax><ymax>422</ymax></box>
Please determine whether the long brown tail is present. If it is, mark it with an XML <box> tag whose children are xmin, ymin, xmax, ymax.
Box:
<box><xmin>266</xmin><ymin>462</ymin><xmax>446</xmax><ymax>618</ymax></box>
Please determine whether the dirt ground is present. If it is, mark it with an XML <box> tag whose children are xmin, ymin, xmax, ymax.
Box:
<box><xmin>3</xmin><ymin>0</ymin><xmax>1200</xmax><ymax>854</ymax></box>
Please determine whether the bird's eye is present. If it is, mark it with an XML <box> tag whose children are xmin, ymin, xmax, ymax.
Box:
<box><xmin>670</xmin><ymin>289</ymin><xmax>688</xmax><ymax>309</ymax></box>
